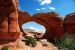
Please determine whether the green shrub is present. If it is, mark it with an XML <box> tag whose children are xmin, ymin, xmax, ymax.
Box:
<box><xmin>1</xmin><ymin>46</ymin><xmax>8</xmax><ymax>50</ymax></box>
<box><xmin>22</xmin><ymin>36</ymin><xmax>37</xmax><ymax>47</ymax></box>
<box><xmin>54</xmin><ymin>33</ymin><xmax>75</xmax><ymax>50</ymax></box>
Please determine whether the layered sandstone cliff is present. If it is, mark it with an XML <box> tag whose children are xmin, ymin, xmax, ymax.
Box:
<box><xmin>0</xmin><ymin>0</ymin><xmax>20</xmax><ymax>44</ymax></box>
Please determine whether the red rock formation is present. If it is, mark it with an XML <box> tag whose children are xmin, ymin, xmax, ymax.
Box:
<box><xmin>0</xmin><ymin>0</ymin><xmax>20</xmax><ymax>44</ymax></box>
<box><xmin>0</xmin><ymin>0</ymin><xmax>65</xmax><ymax>44</ymax></box>
<box><xmin>18</xmin><ymin>11</ymin><xmax>32</xmax><ymax>26</ymax></box>
<box><xmin>18</xmin><ymin>11</ymin><xmax>32</xmax><ymax>36</ymax></box>
<box><xmin>64</xmin><ymin>13</ymin><xmax>75</xmax><ymax>34</ymax></box>
<box><xmin>18</xmin><ymin>12</ymin><xmax>64</xmax><ymax>42</ymax></box>
<box><xmin>32</xmin><ymin>12</ymin><xmax>64</xmax><ymax>41</ymax></box>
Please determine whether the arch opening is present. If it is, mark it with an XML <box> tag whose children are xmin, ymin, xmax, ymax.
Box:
<box><xmin>22</xmin><ymin>21</ymin><xmax>46</xmax><ymax>37</ymax></box>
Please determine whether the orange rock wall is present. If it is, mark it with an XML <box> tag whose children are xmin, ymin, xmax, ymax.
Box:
<box><xmin>0</xmin><ymin>0</ymin><xmax>20</xmax><ymax>44</ymax></box>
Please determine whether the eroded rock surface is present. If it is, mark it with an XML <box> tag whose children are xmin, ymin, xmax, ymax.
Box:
<box><xmin>18</xmin><ymin>11</ymin><xmax>32</xmax><ymax>36</ymax></box>
<box><xmin>32</xmin><ymin>12</ymin><xmax>64</xmax><ymax>41</ymax></box>
<box><xmin>64</xmin><ymin>13</ymin><xmax>75</xmax><ymax>34</ymax></box>
<box><xmin>0</xmin><ymin>0</ymin><xmax>20</xmax><ymax>44</ymax></box>
<box><xmin>18</xmin><ymin>12</ymin><xmax>64</xmax><ymax>42</ymax></box>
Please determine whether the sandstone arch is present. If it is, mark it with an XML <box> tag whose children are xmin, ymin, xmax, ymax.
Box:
<box><xmin>32</xmin><ymin>12</ymin><xmax>64</xmax><ymax>42</ymax></box>
<box><xmin>18</xmin><ymin>11</ymin><xmax>64</xmax><ymax>42</ymax></box>
<box><xmin>64</xmin><ymin>13</ymin><xmax>75</xmax><ymax>34</ymax></box>
<box><xmin>18</xmin><ymin>11</ymin><xmax>32</xmax><ymax>36</ymax></box>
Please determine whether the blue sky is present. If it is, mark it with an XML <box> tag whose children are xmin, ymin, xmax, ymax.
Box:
<box><xmin>18</xmin><ymin>0</ymin><xmax>75</xmax><ymax>32</ymax></box>
<box><xmin>22</xmin><ymin>21</ymin><xmax>46</xmax><ymax>33</ymax></box>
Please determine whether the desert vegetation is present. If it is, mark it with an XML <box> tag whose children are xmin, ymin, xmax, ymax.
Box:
<box><xmin>22</xmin><ymin>36</ymin><xmax>37</xmax><ymax>47</ymax></box>
<box><xmin>1</xmin><ymin>46</ymin><xmax>8</xmax><ymax>50</ymax></box>
<box><xmin>54</xmin><ymin>32</ymin><xmax>75</xmax><ymax>50</ymax></box>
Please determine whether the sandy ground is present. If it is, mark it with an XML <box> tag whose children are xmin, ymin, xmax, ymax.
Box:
<box><xmin>0</xmin><ymin>33</ymin><xmax>58</xmax><ymax>50</ymax></box>
<box><xmin>0</xmin><ymin>41</ymin><xmax>58</xmax><ymax>50</ymax></box>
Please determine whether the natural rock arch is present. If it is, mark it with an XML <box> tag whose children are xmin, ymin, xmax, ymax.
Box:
<box><xmin>22</xmin><ymin>21</ymin><xmax>46</xmax><ymax>35</ymax></box>
<box><xmin>18</xmin><ymin>11</ymin><xmax>32</xmax><ymax>36</ymax></box>
<box><xmin>32</xmin><ymin>12</ymin><xmax>64</xmax><ymax>41</ymax></box>
<box><xmin>18</xmin><ymin>11</ymin><xmax>47</xmax><ymax>36</ymax></box>
<box><xmin>18</xmin><ymin>11</ymin><xmax>64</xmax><ymax>42</ymax></box>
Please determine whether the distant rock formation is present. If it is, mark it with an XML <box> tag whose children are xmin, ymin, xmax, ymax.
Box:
<box><xmin>23</xmin><ymin>29</ymin><xmax>36</xmax><ymax>35</ymax></box>
<box><xmin>64</xmin><ymin>13</ymin><xmax>75</xmax><ymax>34</ymax></box>
<box><xmin>0</xmin><ymin>0</ymin><xmax>20</xmax><ymax>44</ymax></box>
<box><xmin>23</xmin><ymin>29</ymin><xmax>44</xmax><ymax>39</ymax></box>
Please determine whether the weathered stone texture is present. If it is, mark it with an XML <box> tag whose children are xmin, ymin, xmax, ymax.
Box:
<box><xmin>18</xmin><ymin>12</ymin><xmax>64</xmax><ymax>42</ymax></box>
<box><xmin>32</xmin><ymin>12</ymin><xmax>64</xmax><ymax>41</ymax></box>
<box><xmin>64</xmin><ymin>13</ymin><xmax>75</xmax><ymax>34</ymax></box>
<box><xmin>18</xmin><ymin>11</ymin><xmax>32</xmax><ymax>26</ymax></box>
<box><xmin>0</xmin><ymin>0</ymin><xmax>20</xmax><ymax>44</ymax></box>
<box><xmin>18</xmin><ymin>11</ymin><xmax>32</xmax><ymax>36</ymax></box>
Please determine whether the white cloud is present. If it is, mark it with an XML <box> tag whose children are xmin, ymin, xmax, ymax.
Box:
<box><xmin>49</xmin><ymin>7</ymin><xmax>56</xmax><ymax>10</ymax></box>
<box><xmin>35</xmin><ymin>7</ymin><xmax>56</xmax><ymax>12</ymax></box>
<box><xmin>36</xmin><ymin>7</ymin><xmax>46</xmax><ymax>11</ymax></box>
<box><xmin>41</xmin><ymin>8</ymin><xmax>46</xmax><ymax>10</ymax></box>
<box><xmin>35</xmin><ymin>0</ymin><xmax>52</xmax><ymax>5</ymax></box>
<box><xmin>28</xmin><ymin>27</ymin><xmax>45</xmax><ymax>33</ymax></box>
<box><xmin>36</xmin><ymin>8</ymin><xmax>40</xmax><ymax>11</ymax></box>
<box><xmin>28</xmin><ymin>27</ymin><xmax>39</xmax><ymax>32</ymax></box>
<box><xmin>41</xmin><ymin>0</ymin><xmax>52</xmax><ymax>5</ymax></box>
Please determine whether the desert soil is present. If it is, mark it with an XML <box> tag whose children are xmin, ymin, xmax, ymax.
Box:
<box><xmin>0</xmin><ymin>41</ymin><xmax>58</xmax><ymax>50</ymax></box>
